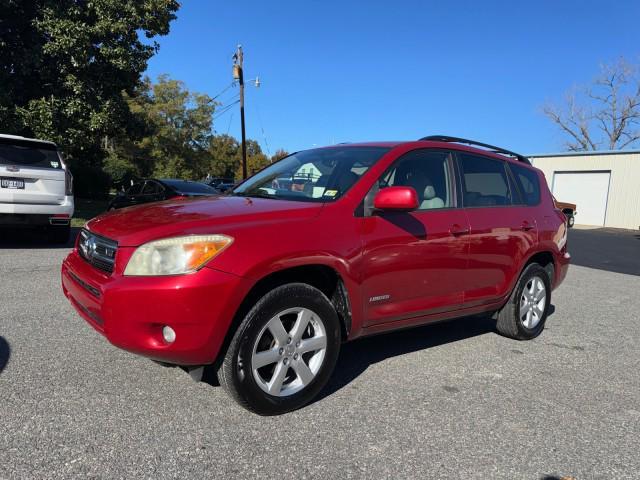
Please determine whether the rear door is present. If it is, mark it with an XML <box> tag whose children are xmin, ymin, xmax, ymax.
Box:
<box><xmin>359</xmin><ymin>148</ymin><xmax>469</xmax><ymax>326</ymax></box>
<box><xmin>0</xmin><ymin>139</ymin><xmax>66</xmax><ymax>205</ymax></box>
<box><xmin>457</xmin><ymin>153</ymin><xmax>538</xmax><ymax>308</ymax></box>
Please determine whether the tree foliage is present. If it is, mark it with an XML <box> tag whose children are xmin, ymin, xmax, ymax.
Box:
<box><xmin>0</xmin><ymin>0</ymin><xmax>179</xmax><ymax>167</ymax></box>
<box><xmin>126</xmin><ymin>75</ymin><xmax>216</xmax><ymax>180</ymax></box>
<box><xmin>544</xmin><ymin>59</ymin><xmax>640</xmax><ymax>151</ymax></box>
<box><xmin>208</xmin><ymin>134</ymin><xmax>240</xmax><ymax>179</ymax></box>
<box><xmin>0</xmin><ymin>2</ymin><xmax>281</xmax><ymax>193</ymax></box>
<box><xmin>236</xmin><ymin>139</ymin><xmax>269</xmax><ymax>179</ymax></box>
<box><xmin>271</xmin><ymin>149</ymin><xmax>289</xmax><ymax>162</ymax></box>
<box><xmin>106</xmin><ymin>76</ymin><xmax>270</xmax><ymax>183</ymax></box>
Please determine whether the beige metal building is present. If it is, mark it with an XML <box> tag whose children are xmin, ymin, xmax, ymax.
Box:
<box><xmin>530</xmin><ymin>150</ymin><xmax>640</xmax><ymax>230</ymax></box>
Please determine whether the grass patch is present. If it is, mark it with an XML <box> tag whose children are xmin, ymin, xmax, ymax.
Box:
<box><xmin>72</xmin><ymin>197</ymin><xmax>112</xmax><ymax>227</ymax></box>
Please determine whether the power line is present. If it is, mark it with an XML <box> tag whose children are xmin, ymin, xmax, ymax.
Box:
<box><xmin>226</xmin><ymin>110</ymin><xmax>235</xmax><ymax>135</ymax></box>
<box><xmin>253</xmin><ymin>101</ymin><xmax>271</xmax><ymax>157</ymax></box>
<box><xmin>213</xmin><ymin>100</ymin><xmax>239</xmax><ymax>120</ymax></box>
<box><xmin>211</xmin><ymin>82</ymin><xmax>235</xmax><ymax>101</ymax></box>
<box><xmin>217</xmin><ymin>92</ymin><xmax>239</xmax><ymax>106</ymax></box>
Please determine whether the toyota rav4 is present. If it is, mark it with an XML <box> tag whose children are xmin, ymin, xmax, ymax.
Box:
<box><xmin>61</xmin><ymin>136</ymin><xmax>570</xmax><ymax>415</ymax></box>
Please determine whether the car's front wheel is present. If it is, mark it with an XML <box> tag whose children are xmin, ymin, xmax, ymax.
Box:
<box><xmin>218</xmin><ymin>283</ymin><xmax>341</xmax><ymax>415</ymax></box>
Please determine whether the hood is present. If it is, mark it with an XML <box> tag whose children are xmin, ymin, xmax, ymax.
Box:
<box><xmin>87</xmin><ymin>195</ymin><xmax>324</xmax><ymax>246</ymax></box>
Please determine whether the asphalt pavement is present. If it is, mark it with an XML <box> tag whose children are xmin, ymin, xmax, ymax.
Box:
<box><xmin>568</xmin><ymin>227</ymin><xmax>640</xmax><ymax>276</ymax></box>
<box><xmin>0</xmin><ymin>228</ymin><xmax>639</xmax><ymax>479</ymax></box>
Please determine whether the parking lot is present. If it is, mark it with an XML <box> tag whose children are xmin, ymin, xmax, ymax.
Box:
<box><xmin>1</xmin><ymin>228</ymin><xmax>639</xmax><ymax>479</ymax></box>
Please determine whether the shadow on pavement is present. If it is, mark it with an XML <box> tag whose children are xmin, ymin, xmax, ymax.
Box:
<box><xmin>568</xmin><ymin>228</ymin><xmax>640</xmax><ymax>276</ymax></box>
<box><xmin>200</xmin><ymin>305</ymin><xmax>557</xmax><ymax>400</ymax></box>
<box><xmin>0</xmin><ymin>227</ymin><xmax>79</xmax><ymax>249</ymax></box>
<box><xmin>201</xmin><ymin>314</ymin><xmax>498</xmax><ymax>393</ymax></box>
<box><xmin>0</xmin><ymin>336</ymin><xmax>10</xmax><ymax>374</ymax></box>
<box><xmin>315</xmin><ymin>314</ymin><xmax>497</xmax><ymax>402</ymax></box>
<box><xmin>316</xmin><ymin>304</ymin><xmax>556</xmax><ymax>403</ymax></box>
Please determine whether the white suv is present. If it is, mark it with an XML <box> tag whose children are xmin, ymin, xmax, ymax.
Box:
<box><xmin>0</xmin><ymin>134</ymin><xmax>74</xmax><ymax>243</ymax></box>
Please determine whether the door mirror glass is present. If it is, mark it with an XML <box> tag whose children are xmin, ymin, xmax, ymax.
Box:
<box><xmin>373</xmin><ymin>186</ymin><xmax>419</xmax><ymax>211</ymax></box>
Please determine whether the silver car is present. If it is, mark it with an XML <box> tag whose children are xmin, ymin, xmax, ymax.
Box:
<box><xmin>0</xmin><ymin>134</ymin><xmax>74</xmax><ymax>243</ymax></box>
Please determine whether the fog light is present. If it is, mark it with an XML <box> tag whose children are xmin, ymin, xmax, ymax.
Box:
<box><xmin>162</xmin><ymin>326</ymin><xmax>176</xmax><ymax>344</ymax></box>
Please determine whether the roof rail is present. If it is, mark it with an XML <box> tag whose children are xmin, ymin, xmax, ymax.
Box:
<box><xmin>419</xmin><ymin>135</ymin><xmax>531</xmax><ymax>165</ymax></box>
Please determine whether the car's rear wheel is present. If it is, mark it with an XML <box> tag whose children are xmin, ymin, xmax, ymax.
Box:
<box><xmin>496</xmin><ymin>263</ymin><xmax>551</xmax><ymax>340</ymax></box>
<box><xmin>218</xmin><ymin>283</ymin><xmax>341</xmax><ymax>415</ymax></box>
<box><xmin>47</xmin><ymin>224</ymin><xmax>70</xmax><ymax>244</ymax></box>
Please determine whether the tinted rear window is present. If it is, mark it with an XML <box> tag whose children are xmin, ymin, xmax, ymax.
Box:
<box><xmin>510</xmin><ymin>164</ymin><xmax>541</xmax><ymax>205</ymax></box>
<box><xmin>161</xmin><ymin>180</ymin><xmax>217</xmax><ymax>194</ymax></box>
<box><xmin>0</xmin><ymin>141</ymin><xmax>61</xmax><ymax>169</ymax></box>
<box><xmin>458</xmin><ymin>154</ymin><xmax>513</xmax><ymax>207</ymax></box>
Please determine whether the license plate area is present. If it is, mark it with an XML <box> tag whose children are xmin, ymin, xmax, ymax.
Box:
<box><xmin>1</xmin><ymin>177</ymin><xmax>25</xmax><ymax>189</ymax></box>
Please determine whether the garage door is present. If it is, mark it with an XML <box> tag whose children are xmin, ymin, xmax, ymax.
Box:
<box><xmin>552</xmin><ymin>171</ymin><xmax>611</xmax><ymax>226</ymax></box>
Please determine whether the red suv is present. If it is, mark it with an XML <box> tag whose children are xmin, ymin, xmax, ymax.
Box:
<box><xmin>62</xmin><ymin>136</ymin><xmax>570</xmax><ymax>415</ymax></box>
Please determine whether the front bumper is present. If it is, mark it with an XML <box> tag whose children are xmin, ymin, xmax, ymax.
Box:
<box><xmin>61</xmin><ymin>249</ymin><xmax>250</xmax><ymax>365</ymax></box>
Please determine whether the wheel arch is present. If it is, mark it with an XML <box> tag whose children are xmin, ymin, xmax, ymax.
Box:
<box><xmin>523</xmin><ymin>250</ymin><xmax>556</xmax><ymax>287</ymax></box>
<box><xmin>214</xmin><ymin>263</ymin><xmax>355</xmax><ymax>368</ymax></box>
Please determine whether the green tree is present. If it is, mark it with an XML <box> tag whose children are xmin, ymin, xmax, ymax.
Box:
<box><xmin>0</xmin><ymin>0</ymin><xmax>179</xmax><ymax>193</ymax></box>
<box><xmin>207</xmin><ymin>134</ymin><xmax>240</xmax><ymax>179</ymax></box>
<box><xmin>236</xmin><ymin>139</ymin><xmax>270</xmax><ymax>179</ymax></box>
<box><xmin>110</xmin><ymin>75</ymin><xmax>217</xmax><ymax>180</ymax></box>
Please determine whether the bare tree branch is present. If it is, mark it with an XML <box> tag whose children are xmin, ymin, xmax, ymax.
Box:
<box><xmin>543</xmin><ymin>58</ymin><xmax>640</xmax><ymax>151</ymax></box>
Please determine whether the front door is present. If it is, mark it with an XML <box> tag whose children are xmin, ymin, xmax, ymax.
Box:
<box><xmin>358</xmin><ymin>149</ymin><xmax>469</xmax><ymax>326</ymax></box>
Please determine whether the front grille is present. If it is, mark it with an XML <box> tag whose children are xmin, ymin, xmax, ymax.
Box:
<box><xmin>78</xmin><ymin>229</ymin><xmax>118</xmax><ymax>273</ymax></box>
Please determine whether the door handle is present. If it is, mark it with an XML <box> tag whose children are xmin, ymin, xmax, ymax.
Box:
<box><xmin>521</xmin><ymin>221</ymin><xmax>534</xmax><ymax>231</ymax></box>
<box><xmin>449</xmin><ymin>224</ymin><xmax>470</xmax><ymax>236</ymax></box>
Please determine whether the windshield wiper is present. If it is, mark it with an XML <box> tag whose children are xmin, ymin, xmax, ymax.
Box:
<box><xmin>231</xmin><ymin>190</ymin><xmax>277</xmax><ymax>200</ymax></box>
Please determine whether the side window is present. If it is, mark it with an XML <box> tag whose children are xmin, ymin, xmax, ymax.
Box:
<box><xmin>381</xmin><ymin>149</ymin><xmax>453</xmax><ymax>210</ymax></box>
<box><xmin>142</xmin><ymin>181</ymin><xmax>161</xmax><ymax>195</ymax></box>
<box><xmin>126</xmin><ymin>182</ymin><xmax>143</xmax><ymax>195</ymax></box>
<box><xmin>458</xmin><ymin>154</ymin><xmax>513</xmax><ymax>207</ymax></box>
<box><xmin>510</xmin><ymin>164</ymin><xmax>541</xmax><ymax>206</ymax></box>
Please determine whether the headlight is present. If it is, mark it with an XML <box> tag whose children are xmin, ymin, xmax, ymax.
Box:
<box><xmin>124</xmin><ymin>235</ymin><xmax>233</xmax><ymax>276</ymax></box>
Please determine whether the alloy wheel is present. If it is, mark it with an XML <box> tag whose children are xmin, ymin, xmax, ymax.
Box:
<box><xmin>251</xmin><ymin>307</ymin><xmax>327</xmax><ymax>397</ymax></box>
<box><xmin>519</xmin><ymin>275</ymin><xmax>546</xmax><ymax>329</ymax></box>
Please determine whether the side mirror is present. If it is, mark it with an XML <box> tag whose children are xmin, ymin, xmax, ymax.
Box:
<box><xmin>373</xmin><ymin>186</ymin><xmax>419</xmax><ymax>212</ymax></box>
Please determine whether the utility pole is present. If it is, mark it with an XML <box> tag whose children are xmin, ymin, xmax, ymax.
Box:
<box><xmin>233</xmin><ymin>45</ymin><xmax>247</xmax><ymax>179</ymax></box>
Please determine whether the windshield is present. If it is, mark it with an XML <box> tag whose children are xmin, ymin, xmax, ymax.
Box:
<box><xmin>0</xmin><ymin>140</ymin><xmax>61</xmax><ymax>169</ymax></box>
<box><xmin>232</xmin><ymin>146</ymin><xmax>389</xmax><ymax>202</ymax></box>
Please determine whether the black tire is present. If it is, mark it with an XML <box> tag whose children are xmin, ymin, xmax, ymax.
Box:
<box><xmin>218</xmin><ymin>283</ymin><xmax>341</xmax><ymax>415</ymax></box>
<box><xmin>47</xmin><ymin>224</ymin><xmax>71</xmax><ymax>244</ymax></box>
<box><xmin>567</xmin><ymin>214</ymin><xmax>575</xmax><ymax>228</ymax></box>
<box><xmin>496</xmin><ymin>263</ymin><xmax>551</xmax><ymax>340</ymax></box>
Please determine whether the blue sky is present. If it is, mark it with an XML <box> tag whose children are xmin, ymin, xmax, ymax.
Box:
<box><xmin>145</xmin><ymin>1</ymin><xmax>640</xmax><ymax>156</ymax></box>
